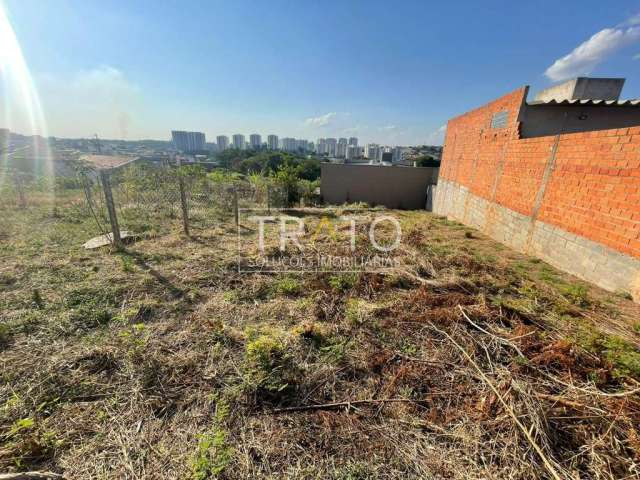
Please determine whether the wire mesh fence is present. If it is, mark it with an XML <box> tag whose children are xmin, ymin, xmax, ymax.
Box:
<box><xmin>105</xmin><ymin>163</ymin><xmax>292</xmax><ymax>238</ymax></box>
<box><xmin>1</xmin><ymin>161</ymin><xmax>319</xmax><ymax>247</ymax></box>
<box><xmin>0</xmin><ymin>169</ymin><xmax>54</xmax><ymax>210</ymax></box>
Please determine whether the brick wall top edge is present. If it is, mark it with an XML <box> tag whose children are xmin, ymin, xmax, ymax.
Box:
<box><xmin>446</xmin><ymin>86</ymin><xmax>529</xmax><ymax>126</ymax></box>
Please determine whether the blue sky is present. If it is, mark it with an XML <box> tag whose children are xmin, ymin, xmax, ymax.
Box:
<box><xmin>1</xmin><ymin>0</ymin><xmax>640</xmax><ymax>145</ymax></box>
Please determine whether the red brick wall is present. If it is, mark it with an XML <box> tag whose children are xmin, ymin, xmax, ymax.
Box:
<box><xmin>440</xmin><ymin>88</ymin><xmax>640</xmax><ymax>259</ymax></box>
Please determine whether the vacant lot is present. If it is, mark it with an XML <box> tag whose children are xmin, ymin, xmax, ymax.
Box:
<box><xmin>1</xmin><ymin>196</ymin><xmax>640</xmax><ymax>479</ymax></box>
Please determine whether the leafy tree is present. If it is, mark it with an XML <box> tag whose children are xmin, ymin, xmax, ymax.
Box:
<box><xmin>272</xmin><ymin>162</ymin><xmax>301</xmax><ymax>206</ymax></box>
<box><xmin>298</xmin><ymin>159</ymin><xmax>320</xmax><ymax>181</ymax></box>
<box><xmin>298</xmin><ymin>179</ymin><xmax>320</xmax><ymax>205</ymax></box>
<box><xmin>414</xmin><ymin>155</ymin><xmax>441</xmax><ymax>168</ymax></box>
<box><xmin>260</xmin><ymin>152</ymin><xmax>285</xmax><ymax>175</ymax></box>
<box><xmin>239</xmin><ymin>157</ymin><xmax>263</xmax><ymax>174</ymax></box>
<box><xmin>208</xmin><ymin>169</ymin><xmax>243</xmax><ymax>184</ymax></box>
<box><xmin>215</xmin><ymin>148</ymin><xmax>252</xmax><ymax>169</ymax></box>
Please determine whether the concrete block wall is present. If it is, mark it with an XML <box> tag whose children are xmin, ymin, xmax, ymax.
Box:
<box><xmin>321</xmin><ymin>163</ymin><xmax>439</xmax><ymax>209</ymax></box>
<box><xmin>434</xmin><ymin>88</ymin><xmax>640</xmax><ymax>301</ymax></box>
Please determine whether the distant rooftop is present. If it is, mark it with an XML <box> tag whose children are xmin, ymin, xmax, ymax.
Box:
<box><xmin>80</xmin><ymin>154</ymin><xmax>140</xmax><ymax>170</ymax></box>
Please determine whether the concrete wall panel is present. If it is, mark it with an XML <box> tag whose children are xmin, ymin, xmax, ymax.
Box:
<box><xmin>321</xmin><ymin>163</ymin><xmax>439</xmax><ymax>210</ymax></box>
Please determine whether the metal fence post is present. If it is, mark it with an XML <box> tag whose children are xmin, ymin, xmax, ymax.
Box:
<box><xmin>99</xmin><ymin>169</ymin><xmax>121</xmax><ymax>248</ymax></box>
<box><xmin>266</xmin><ymin>185</ymin><xmax>271</xmax><ymax>214</ymax></box>
<box><xmin>233</xmin><ymin>187</ymin><xmax>239</xmax><ymax>226</ymax></box>
<box><xmin>177</xmin><ymin>165</ymin><xmax>190</xmax><ymax>236</ymax></box>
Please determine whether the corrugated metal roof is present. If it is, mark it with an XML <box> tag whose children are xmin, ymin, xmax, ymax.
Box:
<box><xmin>527</xmin><ymin>99</ymin><xmax>640</xmax><ymax>106</ymax></box>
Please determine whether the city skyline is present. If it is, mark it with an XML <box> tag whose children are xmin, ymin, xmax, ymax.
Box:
<box><xmin>2</xmin><ymin>1</ymin><xmax>640</xmax><ymax>146</ymax></box>
<box><xmin>166</xmin><ymin>129</ymin><xmax>421</xmax><ymax>163</ymax></box>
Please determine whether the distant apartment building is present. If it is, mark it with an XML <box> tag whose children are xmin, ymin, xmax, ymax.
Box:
<box><xmin>278</xmin><ymin>137</ymin><xmax>309</xmax><ymax>152</ymax></box>
<box><xmin>216</xmin><ymin>135</ymin><xmax>229</xmax><ymax>151</ymax></box>
<box><xmin>392</xmin><ymin>146</ymin><xmax>406</xmax><ymax>164</ymax></box>
<box><xmin>325</xmin><ymin>138</ymin><xmax>337</xmax><ymax>157</ymax></box>
<box><xmin>249</xmin><ymin>134</ymin><xmax>262</xmax><ymax>149</ymax></box>
<box><xmin>316</xmin><ymin>138</ymin><xmax>327</xmax><ymax>155</ymax></box>
<box><xmin>280</xmin><ymin>137</ymin><xmax>297</xmax><ymax>152</ymax></box>
<box><xmin>267</xmin><ymin>135</ymin><xmax>279</xmax><ymax>150</ymax></box>
<box><xmin>232</xmin><ymin>134</ymin><xmax>245</xmax><ymax>150</ymax></box>
<box><xmin>171</xmin><ymin>130</ymin><xmax>206</xmax><ymax>152</ymax></box>
<box><xmin>348</xmin><ymin>137</ymin><xmax>358</xmax><ymax>146</ymax></box>
<box><xmin>337</xmin><ymin>138</ymin><xmax>348</xmax><ymax>158</ymax></box>
<box><xmin>365</xmin><ymin>143</ymin><xmax>382</xmax><ymax>163</ymax></box>
<box><xmin>297</xmin><ymin>139</ymin><xmax>310</xmax><ymax>152</ymax></box>
<box><xmin>345</xmin><ymin>145</ymin><xmax>363</xmax><ymax>162</ymax></box>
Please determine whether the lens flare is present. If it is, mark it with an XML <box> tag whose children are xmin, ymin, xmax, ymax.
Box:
<box><xmin>0</xmin><ymin>2</ymin><xmax>53</xmax><ymax>191</ymax></box>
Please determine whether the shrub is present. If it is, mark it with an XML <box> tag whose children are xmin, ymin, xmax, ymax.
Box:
<box><xmin>616</xmin><ymin>290</ymin><xmax>634</xmax><ymax>301</ymax></box>
<box><xmin>328</xmin><ymin>273</ymin><xmax>358</xmax><ymax>292</ymax></box>
<box><xmin>190</xmin><ymin>402</ymin><xmax>233</xmax><ymax>480</ymax></box>
<box><xmin>559</xmin><ymin>283</ymin><xmax>590</xmax><ymax>307</ymax></box>
<box><xmin>576</xmin><ymin>328</ymin><xmax>640</xmax><ymax>379</ymax></box>
<box><xmin>272</xmin><ymin>276</ymin><xmax>301</xmax><ymax>296</ymax></box>
<box><xmin>345</xmin><ymin>299</ymin><xmax>372</xmax><ymax>325</ymax></box>
<box><xmin>601</xmin><ymin>336</ymin><xmax>640</xmax><ymax>378</ymax></box>
<box><xmin>244</xmin><ymin>328</ymin><xmax>296</xmax><ymax>393</ymax></box>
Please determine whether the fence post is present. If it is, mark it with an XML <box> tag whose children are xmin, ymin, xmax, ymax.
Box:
<box><xmin>177</xmin><ymin>163</ymin><xmax>190</xmax><ymax>236</ymax></box>
<box><xmin>99</xmin><ymin>169</ymin><xmax>121</xmax><ymax>248</ymax></box>
<box><xmin>266</xmin><ymin>185</ymin><xmax>271</xmax><ymax>214</ymax></box>
<box><xmin>233</xmin><ymin>187</ymin><xmax>239</xmax><ymax>226</ymax></box>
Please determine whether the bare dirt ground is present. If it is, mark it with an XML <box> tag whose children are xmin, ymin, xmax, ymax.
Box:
<box><xmin>1</xmin><ymin>200</ymin><xmax>640</xmax><ymax>479</ymax></box>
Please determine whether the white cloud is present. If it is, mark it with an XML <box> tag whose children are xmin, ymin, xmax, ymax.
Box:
<box><xmin>379</xmin><ymin>125</ymin><xmax>397</xmax><ymax>131</ymax></box>
<box><xmin>304</xmin><ymin>112</ymin><xmax>337</xmax><ymax>127</ymax></box>
<box><xmin>544</xmin><ymin>17</ymin><xmax>640</xmax><ymax>81</ymax></box>
<box><xmin>625</xmin><ymin>13</ymin><xmax>640</xmax><ymax>26</ymax></box>
<box><xmin>425</xmin><ymin>124</ymin><xmax>447</xmax><ymax>146</ymax></box>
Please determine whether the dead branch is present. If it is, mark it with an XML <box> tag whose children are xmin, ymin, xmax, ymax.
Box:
<box><xmin>535</xmin><ymin>393</ymin><xmax>607</xmax><ymax>414</ymax></box>
<box><xmin>537</xmin><ymin>368</ymin><xmax>640</xmax><ymax>398</ymax></box>
<box><xmin>458</xmin><ymin>305</ymin><xmax>525</xmax><ymax>357</ymax></box>
<box><xmin>269</xmin><ymin>398</ymin><xmax>421</xmax><ymax>414</ymax></box>
<box><xmin>428</xmin><ymin>320</ymin><xmax>565</xmax><ymax>480</ymax></box>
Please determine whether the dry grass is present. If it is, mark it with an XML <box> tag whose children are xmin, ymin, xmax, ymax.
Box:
<box><xmin>1</xmin><ymin>197</ymin><xmax>640</xmax><ymax>479</ymax></box>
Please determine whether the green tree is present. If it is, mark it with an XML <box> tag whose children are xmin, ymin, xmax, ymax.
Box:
<box><xmin>297</xmin><ymin>158</ymin><xmax>321</xmax><ymax>181</ymax></box>
<box><xmin>272</xmin><ymin>162</ymin><xmax>301</xmax><ymax>206</ymax></box>
<box><xmin>414</xmin><ymin>155</ymin><xmax>441</xmax><ymax>168</ymax></box>
<box><xmin>215</xmin><ymin>148</ymin><xmax>252</xmax><ymax>170</ymax></box>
